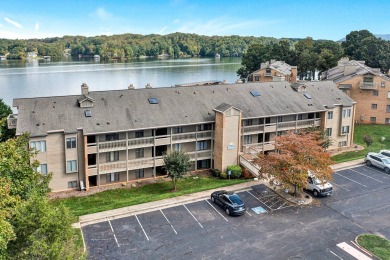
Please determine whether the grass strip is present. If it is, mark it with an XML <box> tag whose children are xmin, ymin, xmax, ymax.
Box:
<box><xmin>357</xmin><ymin>234</ymin><xmax>390</xmax><ymax>260</ymax></box>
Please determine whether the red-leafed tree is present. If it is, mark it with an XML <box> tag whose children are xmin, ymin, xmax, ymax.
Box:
<box><xmin>254</xmin><ymin>130</ymin><xmax>334</xmax><ymax>196</ymax></box>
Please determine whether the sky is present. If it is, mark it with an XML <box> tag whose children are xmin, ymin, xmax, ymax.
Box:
<box><xmin>0</xmin><ymin>0</ymin><xmax>389</xmax><ymax>41</ymax></box>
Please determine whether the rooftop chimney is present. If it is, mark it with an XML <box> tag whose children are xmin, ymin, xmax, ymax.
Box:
<box><xmin>81</xmin><ymin>83</ymin><xmax>89</xmax><ymax>96</ymax></box>
<box><xmin>128</xmin><ymin>84</ymin><xmax>135</xmax><ymax>89</ymax></box>
<box><xmin>145</xmin><ymin>83</ymin><xmax>153</xmax><ymax>89</ymax></box>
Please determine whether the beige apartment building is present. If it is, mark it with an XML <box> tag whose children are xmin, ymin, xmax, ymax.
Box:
<box><xmin>8</xmin><ymin>81</ymin><xmax>355</xmax><ymax>192</ymax></box>
<box><xmin>321</xmin><ymin>57</ymin><xmax>390</xmax><ymax>124</ymax></box>
<box><xmin>248</xmin><ymin>60</ymin><xmax>297</xmax><ymax>83</ymax></box>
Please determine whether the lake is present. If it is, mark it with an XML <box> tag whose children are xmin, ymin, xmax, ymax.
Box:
<box><xmin>0</xmin><ymin>57</ymin><xmax>242</xmax><ymax>110</ymax></box>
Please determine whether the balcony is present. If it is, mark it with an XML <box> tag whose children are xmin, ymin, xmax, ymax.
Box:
<box><xmin>155</xmin><ymin>137</ymin><xmax>170</xmax><ymax>146</ymax></box>
<box><xmin>99</xmin><ymin>161</ymin><xmax>127</xmax><ymax>174</ymax></box>
<box><xmin>187</xmin><ymin>149</ymin><xmax>212</xmax><ymax>161</ymax></box>
<box><xmin>172</xmin><ymin>133</ymin><xmax>196</xmax><ymax>143</ymax></box>
<box><xmin>264</xmin><ymin>124</ymin><xmax>277</xmax><ymax>132</ymax></box>
<box><xmin>99</xmin><ymin>140</ymin><xmax>127</xmax><ymax>152</ymax></box>
<box><xmin>128</xmin><ymin>137</ymin><xmax>154</xmax><ymax>149</ymax></box>
<box><xmin>296</xmin><ymin>119</ymin><xmax>321</xmax><ymax>128</ymax></box>
<box><xmin>264</xmin><ymin>72</ymin><xmax>272</xmax><ymax>77</ymax></box>
<box><xmin>86</xmin><ymin>145</ymin><xmax>97</xmax><ymax>154</ymax></box>
<box><xmin>360</xmin><ymin>81</ymin><xmax>377</xmax><ymax>89</ymax></box>
<box><xmin>88</xmin><ymin>166</ymin><xmax>97</xmax><ymax>176</ymax></box>
<box><xmin>128</xmin><ymin>158</ymin><xmax>155</xmax><ymax>170</ymax></box>
<box><xmin>197</xmin><ymin>131</ymin><xmax>212</xmax><ymax>140</ymax></box>
<box><xmin>242</xmin><ymin>125</ymin><xmax>264</xmax><ymax>134</ymax></box>
<box><xmin>276</xmin><ymin>121</ymin><xmax>296</xmax><ymax>131</ymax></box>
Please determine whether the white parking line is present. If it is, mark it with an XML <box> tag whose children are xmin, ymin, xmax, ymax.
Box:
<box><xmin>329</xmin><ymin>250</ymin><xmax>343</xmax><ymax>260</ymax></box>
<box><xmin>205</xmin><ymin>199</ymin><xmax>229</xmax><ymax>222</ymax></box>
<box><xmin>334</xmin><ymin>173</ymin><xmax>368</xmax><ymax>187</ymax></box>
<box><xmin>108</xmin><ymin>220</ymin><xmax>120</xmax><ymax>247</ymax></box>
<box><xmin>183</xmin><ymin>205</ymin><xmax>203</xmax><ymax>228</ymax></box>
<box><xmin>160</xmin><ymin>209</ymin><xmax>178</xmax><ymax>234</ymax></box>
<box><xmin>135</xmin><ymin>215</ymin><xmax>149</xmax><ymax>241</ymax></box>
<box><xmin>246</xmin><ymin>210</ymin><xmax>252</xmax><ymax>216</ymax></box>
<box><xmin>246</xmin><ymin>191</ymin><xmax>272</xmax><ymax>212</ymax></box>
<box><xmin>363</xmin><ymin>165</ymin><xmax>390</xmax><ymax>177</ymax></box>
<box><xmin>329</xmin><ymin>181</ymin><xmax>350</xmax><ymax>192</ymax></box>
<box><xmin>337</xmin><ymin>242</ymin><xmax>372</xmax><ymax>260</ymax></box>
<box><xmin>348</xmin><ymin>168</ymin><xmax>384</xmax><ymax>183</ymax></box>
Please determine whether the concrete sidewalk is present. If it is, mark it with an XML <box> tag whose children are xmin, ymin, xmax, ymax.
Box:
<box><xmin>75</xmin><ymin>159</ymin><xmax>364</xmax><ymax>227</ymax></box>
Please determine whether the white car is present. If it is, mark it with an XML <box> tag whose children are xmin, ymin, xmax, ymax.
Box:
<box><xmin>306</xmin><ymin>172</ymin><xmax>333</xmax><ymax>197</ymax></box>
<box><xmin>364</xmin><ymin>152</ymin><xmax>390</xmax><ymax>174</ymax></box>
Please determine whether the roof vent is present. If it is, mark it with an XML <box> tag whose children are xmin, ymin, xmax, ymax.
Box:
<box><xmin>145</xmin><ymin>83</ymin><xmax>153</xmax><ymax>89</ymax></box>
<box><xmin>148</xmin><ymin>98</ymin><xmax>159</xmax><ymax>104</ymax></box>
<box><xmin>128</xmin><ymin>84</ymin><xmax>135</xmax><ymax>89</ymax></box>
<box><xmin>85</xmin><ymin>110</ymin><xmax>92</xmax><ymax>117</ymax></box>
<box><xmin>250</xmin><ymin>90</ymin><xmax>261</xmax><ymax>97</ymax></box>
<box><xmin>81</xmin><ymin>83</ymin><xmax>89</xmax><ymax>95</ymax></box>
<box><xmin>304</xmin><ymin>93</ymin><xmax>312</xmax><ymax>99</ymax></box>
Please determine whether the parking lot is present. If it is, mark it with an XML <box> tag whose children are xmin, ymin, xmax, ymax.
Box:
<box><xmin>82</xmin><ymin>164</ymin><xmax>390</xmax><ymax>259</ymax></box>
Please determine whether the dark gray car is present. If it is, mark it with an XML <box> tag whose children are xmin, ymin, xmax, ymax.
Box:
<box><xmin>211</xmin><ymin>190</ymin><xmax>246</xmax><ymax>216</ymax></box>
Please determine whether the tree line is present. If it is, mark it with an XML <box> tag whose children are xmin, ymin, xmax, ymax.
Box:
<box><xmin>238</xmin><ymin>30</ymin><xmax>390</xmax><ymax>80</ymax></box>
<box><xmin>0</xmin><ymin>32</ymin><xmax>279</xmax><ymax>60</ymax></box>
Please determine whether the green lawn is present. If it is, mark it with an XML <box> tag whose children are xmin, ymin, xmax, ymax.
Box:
<box><xmin>332</xmin><ymin>124</ymin><xmax>390</xmax><ymax>163</ymax></box>
<box><xmin>357</xmin><ymin>234</ymin><xmax>390</xmax><ymax>260</ymax></box>
<box><xmin>52</xmin><ymin>176</ymin><xmax>248</xmax><ymax>217</ymax></box>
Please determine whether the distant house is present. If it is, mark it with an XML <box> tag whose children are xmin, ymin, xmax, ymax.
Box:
<box><xmin>321</xmin><ymin>57</ymin><xmax>390</xmax><ymax>125</ymax></box>
<box><xmin>27</xmin><ymin>52</ymin><xmax>38</xmax><ymax>58</ymax></box>
<box><xmin>248</xmin><ymin>60</ymin><xmax>297</xmax><ymax>83</ymax></box>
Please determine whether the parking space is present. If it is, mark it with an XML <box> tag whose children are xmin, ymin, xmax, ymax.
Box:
<box><xmin>328</xmin><ymin>165</ymin><xmax>390</xmax><ymax>200</ymax></box>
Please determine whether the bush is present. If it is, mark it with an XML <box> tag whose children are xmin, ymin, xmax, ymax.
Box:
<box><xmin>219</xmin><ymin>172</ymin><xmax>227</xmax><ymax>179</ymax></box>
<box><xmin>226</xmin><ymin>165</ymin><xmax>242</xmax><ymax>179</ymax></box>
<box><xmin>211</xmin><ymin>169</ymin><xmax>221</xmax><ymax>177</ymax></box>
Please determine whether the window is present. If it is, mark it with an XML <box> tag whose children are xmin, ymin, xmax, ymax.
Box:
<box><xmin>68</xmin><ymin>180</ymin><xmax>78</xmax><ymax>189</ymax></box>
<box><xmin>244</xmin><ymin>135</ymin><xmax>252</xmax><ymax>145</ymax></box>
<box><xmin>371</xmin><ymin>104</ymin><xmax>378</xmax><ymax>110</ymax></box>
<box><xmin>382</xmin><ymin>81</ymin><xmax>386</xmax><ymax>88</ymax></box>
<box><xmin>266</xmin><ymin>68</ymin><xmax>271</xmax><ymax>74</ymax></box>
<box><xmin>363</xmin><ymin>76</ymin><xmax>373</xmax><ymax>83</ymax></box>
<box><xmin>243</xmin><ymin>119</ymin><xmax>253</xmax><ymax>126</ymax></box>
<box><xmin>373</xmin><ymin>90</ymin><xmax>378</xmax><ymax>96</ymax></box>
<box><xmin>387</xmin><ymin>105</ymin><xmax>390</xmax><ymax>113</ymax></box>
<box><xmin>30</xmin><ymin>140</ymin><xmax>46</xmax><ymax>152</ymax></box>
<box><xmin>297</xmin><ymin>114</ymin><xmax>303</xmax><ymax>120</ymax></box>
<box><xmin>198</xmin><ymin>124</ymin><xmax>212</xmax><ymax>131</ymax></box>
<box><xmin>277</xmin><ymin>116</ymin><xmax>283</xmax><ymax>123</ymax></box>
<box><xmin>106</xmin><ymin>172</ymin><xmax>119</xmax><ymax>183</ymax></box>
<box><xmin>106</xmin><ymin>133</ymin><xmax>119</xmax><ymax>141</ymax></box>
<box><xmin>342</xmin><ymin>109</ymin><xmax>351</xmax><ymax>118</ymax></box>
<box><xmin>66</xmin><ymin>137</ymin><xmax>76</xmax><ymax>149</ymax></box>
<box><xmin>386</xmin><ymin>118</ymin><xmax>390</xmax><ymax>124</ymax></box>
<box><xmin>174</xmin><ymin>143</ymin><xmax>182</xmax><ymax>151</ymax></box>
<box><xmin>107</xmin><ymin>151</ymin><xmax>119</xmax><ymax>162</ymax></box>
<box><xmin>67</xmin><ymin>160</ymin><xmax>77</xmax><ymax>173</ymax></box>
<box><xmin>135</xmin><ymin>169</ymin><xmax>144</xmax><ymax>178</ymax></box>
<box><xmin>326</xmin><ymin>128</ymin><xmax>332</xmax><ymax>137</ymax></box>
<box><xmin>197</xmin><ymin>141</ymin><xmax>208</xmax><ymax>150</ymax></box>
<box><xmin>197</xmin><ymin>159</ymin><xmax>210</xmax><ymax>169</ymax></box>
<box><xmin>388</xmin><ymin>92</ymin><xmax>390</xmax><ymax>99</ymax></box>
<box><xmin>259</xmin><ymin>118</ymin><xmax>264</xmax><ymax>124</ymax></box>
<box><xmin>135</xmin><ymin>131</ymin><xmax>144</xmax><ymax>138</ymax></box>
<box><xmin>327</xmin><ymin>111</ymin><xmax>333</xmax><ymax>120</ymax></box>
<box><xmin>341</xmin><ymin>126</ymin><xmax>350</xmax><ymax>134</ymax></box>
<box><xmin>36</xmin><ymin>164</ymin><xmax>48</xmax><ymax>175</ymax></box>
<box><xmin>338</xmin><ymin>141</ymin><xmax>347</xmax><ymax>147</ymax></box>
<box><xmin>174</xmin><ymin>127</ymin><xmax>183</xmax><ymax>134</ymax></box>
<box><xmin>370</xmin><ymin>117</ymin><xmax>376</xmax><ymax>123</ymax></box>
<box><xmin>135</xmin><ymin>148</ymin><xmax>144</xmax><ymax>158</ymax></box>
<box><xmin>254</xmin><ymin>76</ymin><xmax>259</xmax><ymax>81</ymax></box>
<box><xmin>277</xmin><ymin>131</ymin><xmax>283</xmax><ymax>136</ymax></box>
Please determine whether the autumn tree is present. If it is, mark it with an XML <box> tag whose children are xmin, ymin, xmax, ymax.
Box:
<box><xmin>163</xmin><ymin>150</ymin><xmax>191</xmax><ymax>191</ymax></box>
<box><xmin>254</xmin><ymin>131</ymin><xmax>334</xmax><ymax>196</ymax></box>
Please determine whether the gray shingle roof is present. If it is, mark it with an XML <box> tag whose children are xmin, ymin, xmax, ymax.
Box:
<box><xmin>13</xmin><ymin>81</ymin><xmax>355</xmax><ymax>137</ymax></box>
<box><xmin>322</xmin><ymin>59</ymin><xmax>390</xmax><ymax>83</ymax></box>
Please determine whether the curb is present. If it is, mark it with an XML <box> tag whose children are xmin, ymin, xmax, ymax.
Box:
<box><xmin>76</xmin><ymin>184</ymin><xmax>254</xmax><ymax>227</ymax></box>
<box><xmin>355</xmin><ymin>234</ymin><xmax>380</xmax><ymax>260</ymax></box>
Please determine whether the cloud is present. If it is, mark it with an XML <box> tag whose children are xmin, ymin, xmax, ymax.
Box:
<box><xmin>173</xmin><ymin>19</ymin><xmax>180</xmax><ymax>23</ymax></box>
<box><xmin>35</xmin><ymin>22</ymin><xmax>40</xmax><ymax>31</ymax></box>
<box><xmin>0</xmin><ymin>24</ymin><xmax>3</xmax><ymax>27</ymax></box>
<box><xmin>176</xmin><ymin>17</ymin><xmax>279</xmax><ymax>36</ymax></box>
<box><xmin>4</xmin><ymin>17</ymin><xmax>22</xmax><ymax>28</ymax></box>
<box><xmin>157</xmin><ymin>26</ymin><xmax>168</xmax><ymax>34</ymax></box>
<box><xmin>93</xmin><ymin>7</ymin><xmax>111</xmax><ymax>19</ymax></box>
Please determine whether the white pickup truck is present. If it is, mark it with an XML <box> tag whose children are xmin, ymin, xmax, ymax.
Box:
<box><xmin>306</xmin><ymin>172</ymin><xmax>333</xmax><ymax>197</ymax></box>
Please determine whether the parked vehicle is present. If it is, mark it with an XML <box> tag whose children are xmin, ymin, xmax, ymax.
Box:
<box><xmin>210</xmin><ymin>190</ymin><xmax>245</xmax><ymax>216</ymax></box>
<box><xmin>379</xmin><ymin>150</ymin><xmax>390</xmax><ymax>158</ymax></box>
<box><xmin>364</xmin><ymin>152</ymin><xmax>390</xmax><ymax>173</ymax></box>
<box><xmin>306</xmin><ymin>171</ymin><xmax>333</xmax><ymax>197</ymax></box>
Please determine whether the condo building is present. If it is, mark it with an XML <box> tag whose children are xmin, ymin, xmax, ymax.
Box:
<box><xmin>8</xmin><ymin>81</ymin><xmax>356</xmax><ymax>192</ymax></box>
